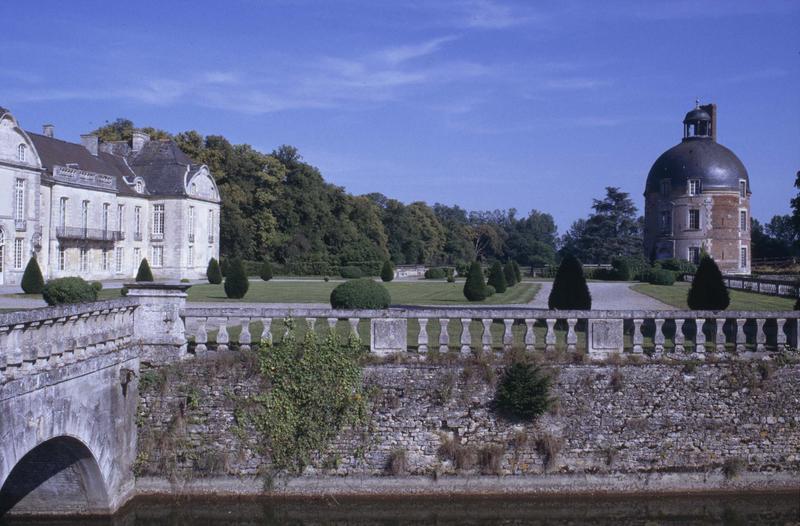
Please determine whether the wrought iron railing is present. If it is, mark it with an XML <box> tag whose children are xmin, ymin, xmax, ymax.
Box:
<box><xmin>55</xmin><ymin>226</ymin><xmax>124</xmax><ymax>242</ymax></box>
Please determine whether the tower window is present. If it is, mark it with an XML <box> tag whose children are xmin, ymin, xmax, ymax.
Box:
<box><xmin>739</xmin><ymin>210</ymin><xmax>747</xmax><ymax>231</ymax></box>
<box><xmin>739</xmin><ymin>180</ymin><xmax>747</xmax><ymax>198</ymax></box>
<box><xmin>660</xmin><ymin>180</ymin><xmax>670</xmax><ymax>197</ymax></box>
<box><xmin>660</xmin><ymin>210</ymin><xmax>671</xmax><ymax>233</ymax></box>
<box><xmin>688</xmin><ymin>180</ymin><xmax>700</xmax><ymax>196</ymax></box>
<box><xmin>740</xmin><ymin>247</ymin><xmax>747</xmax><ymax>269</ymax></box>
<box><xmin>688</xmin><ymin>209</ymin><xmax>700</xmax><ymax>230</ymax></box>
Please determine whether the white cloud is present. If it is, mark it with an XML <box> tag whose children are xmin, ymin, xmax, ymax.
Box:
<box><xmin>375</xmin><ymin>36</ymin><xmax>458</xmax><ymax>65</ymax></box>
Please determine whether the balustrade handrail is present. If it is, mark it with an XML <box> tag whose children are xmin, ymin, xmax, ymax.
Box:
<box><xmin>0</xmin><ymin>297</ymin><xmax>138</xmax><ymax>327</ymax></box>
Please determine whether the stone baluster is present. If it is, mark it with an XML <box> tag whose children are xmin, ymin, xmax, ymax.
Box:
<box><xmin>481</xmin><ymin>319</ymin><xmax>493</xmax><ymax>352</ymax></box>
<box><xmin>326</xmin><ymin>318</ymin><xmax>337</xmax><ymax>334</ymax></box>
<box><xmin>439</xmin><ymin>318</ymin><xmax>450</xmax><ymax>352</ymax></box>
<box><xmin>217</xmin><ymin>319</ymin><xmax>229</xmax><ymax>352</ymax></box>
<box><xmin>545</xmin><ymin>319</ymin><xmax>557</xmax><ymax>352</ymax></box>
<box><xmin>306</xmin><ymin>318</ymin><xmax>316</xmax><ymax>334</ymax></box>
<box><xmin>776</xmin><ymin>318</ymin><xmax>787</xmax><ymax>352</ymax></box>
<box><xmin>755</xmin><ymin>319</ymin><xmax>766</xmax><ymax>353</ymax></box>
<box><xmin>715</xmin><ymin>318</ymin><xmax>726</xmax><ymax>353</ymax></box>
<box><xmin>261</xmin><ymin>318</ymin><xmax>273</xmax><ymax>345</ymax></box>
<box><xmin>348</xmin><ymin>318</ymin><xmax>360</xmax><ymax>340</ymax></box>
<box><xmin>524</xmin><ymin>319</ymin><xmax>536</xmax><ymax>352</ymax></box>
<box><xmin>566</xmin><ymin>318</ymin><xmax>577</xmax><ymax>353</ymax></box>
<box><xmin>653</xmin><ymin>318</ymin><xmax>665</xmax><ymax>355</ymax></box>
<box><xmin>417</xmin><ymin>318</ymin><xmax>429</xmax><ymax>354</ymax></box>
<box><xmin>460</xmin><ymin>319</ymin><xmax>472</xmax><ymax>354</ymax></box>
<box><xmin>735</xmin><ymin>318</ymin><xmax>747</xmax><ymax>353</ymax></box>
<box><xmin>194</xmin><ymin>318</ymin><xmax>208</xmax><ymax>353</ymax></box>
<box><xmin>694</xmin><ymin>318</ymin><xmax>706</xmax><ymax>356</ymax></box>
<box><xmin>503</xmin><ymin>319</ymin><xmax>515</xmax><ymax>352</ymax></box>
<box><xmin>632</xmin><ymin>319</ymin><xmax>644</xmax><ymax>354</ymax></box>
<box><xmin>674</xmin><ymin>318</ymin><xmax>685</xmax><ymax>353</ymax></box>
<box><xmin>239</xmin><ymin>319</ymin><xmax>252</xmax><ymax>352</ymax></box>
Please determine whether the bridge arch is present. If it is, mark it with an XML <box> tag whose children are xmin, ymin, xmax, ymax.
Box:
<box><xmin>0</xmin><ymin>435</ymin><xmax>110</xmax><ymax>516</ymax></box>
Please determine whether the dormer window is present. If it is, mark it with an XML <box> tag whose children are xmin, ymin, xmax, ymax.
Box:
<box><xmin>660</xmin><ymin>179</ymin><xmax>670</xmax><ymax>197</ymax></box>
<box><xmin>135</xmin><ymin>180</ymin><xmax>144</xmax><ymax>193</ymax></box>
<box><xmin>688</xmin><ymin>179</ymin><xmax>700</xmax><ymax>196</ymax></box>
<box><xmin>191</xmin><ymin>182</ymin><xmax>197</xmax><ymax>195</ymax></box>
<box><xmin>17</xmin><ymin>144</ymin><xmax>26</xmax><ymax>162</ymax></box>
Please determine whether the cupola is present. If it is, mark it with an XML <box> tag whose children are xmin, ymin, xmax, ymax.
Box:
<box><xmin>683</xmin><ymin>100</ymin><xmax>712</xmax><ymax>140</ymax></box>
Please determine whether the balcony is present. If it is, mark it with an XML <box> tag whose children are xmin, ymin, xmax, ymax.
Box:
<box><xmin>151</xmin><ymin>232</ymin><xmax>164</xmax><ymax>242</ymax></box>
<box><xmin>14</xmin><ymin>219</ymin><xmax>26</xmax><ymax>232</ymax></box>
<box><xmin>56</xmin><ymin>227</ymin><xmax>124</xmax><ymax>242</ymax></box>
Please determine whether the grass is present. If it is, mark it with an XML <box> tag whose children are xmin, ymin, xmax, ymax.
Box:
<box><xmin>631</xmin><ymin>282</ymin><xmax>795</xmax><ymax>311</ymax></box>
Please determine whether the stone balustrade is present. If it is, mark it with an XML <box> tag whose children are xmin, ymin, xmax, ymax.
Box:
<box><xmin>683</xmin><ymin>273</ymin><xmax>800</xmax><ymax>298</ymax></box>
<box><xmin>0</xmin><ymin>298</ymin><xmax>138</xmax><ymax>384</ymax></box>
<box><xmin>181</xmin><ymin>306</ymin><xmax>800</xmax><ymax>360</ymax></box>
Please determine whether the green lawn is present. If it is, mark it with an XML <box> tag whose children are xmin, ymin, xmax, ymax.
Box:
<box><xmin>631</xmin><ymin>282</ymin><xmax>795</xmax><ymax>311</ymax></box>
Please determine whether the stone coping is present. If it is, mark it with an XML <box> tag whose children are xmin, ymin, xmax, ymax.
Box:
<box><xmin>124</xmin><ymin>282</ymin><xmax>192</xmax><ymax>292</ymax></box>
<box><xmin>0</xmin><ymin>297</ymin><xmax>138</xmax><ymax>327</ymax></box>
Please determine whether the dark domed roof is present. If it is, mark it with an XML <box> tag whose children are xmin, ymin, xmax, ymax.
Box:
<box><xmin>683</xmin><ymin>108</ymin><xmax>711</xmax><ymax>123</ymax></box>
<box><xmin>645</xmin><ymin>138</ymin><xmax>749</xmax><ymax>194</ymax></box>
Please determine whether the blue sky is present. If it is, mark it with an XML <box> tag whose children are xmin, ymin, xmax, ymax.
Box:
<box><xmin>2</xmin><ymin>0</ymin><xmax>798</xmax><ymax>232</ymax></box>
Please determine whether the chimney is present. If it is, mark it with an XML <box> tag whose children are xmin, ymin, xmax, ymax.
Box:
<box><xmin>132</xmin><ymin>131</ymin><xmax>150</xmax><ymax>153</ymax></box>
<box><xmin>81</xmin><ymin>133</ymin><xmax>99</xmax><ymax>156</ymax></box>
<box><xmin>699</xmin><ymin>103</ymin><xmax>717</xmax><ymax>142</ymax></box>
<box><xmin>42</xmin><ymin>124</ymin><xmax>54</xmax><ymax>138</ymax></box>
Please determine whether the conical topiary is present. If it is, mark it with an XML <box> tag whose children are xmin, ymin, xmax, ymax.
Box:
<box><xmin>206</xmin><ymin>257</ymin><xmax>222</xmax><ymax>284</ymax></box>
<box><xmin>381</xmin><ymin>260</ymin><xmax>395</xmax><ymax>282</ymax></box>
<box><xmin>463</xmin><ymin>261</ymin><xmax>488</xmax><ymax>301</ymax></box>
<box><xmin>21</xmin><ymin>256</ymin><xmax>45</xmax><ymax>294</ymax></box>
<box><xmin>548</xmin><ymin>253</ymin><xmax>591</xmax><ymax>310</ymax></box>
<box><xmin>488</xmin><ymin>261</ymin><xmax>507</xmax><ymax>293</ymax></box>
<box><xmin>512</xmin><ymin>261</ymin><xmax>522</xmax><ymax>284</ymax></box>
<box><xmin>687</xmin><ymin>255</ymin><xmax>729</xmax><ymax>310</ymax></box>
<box><xmin>260</xmin><ymin>260</ymin><xmax>273</xmax><ymax>281</ymax></box>
<box><xmin>136</xmin><ymin>258</ymin><xmax>154</xmax><ymax>282</ymax></box>
<box><xmin>503</xmin><ymin>261</ymin><xmax>517</xmax><ymax>287</ymax></box>
<box><xmin>224</xmin><ymin>258</ymin><xmax>249</xmax><ymax>299</ymax></box>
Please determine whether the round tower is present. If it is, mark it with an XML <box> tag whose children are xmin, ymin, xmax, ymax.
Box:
<box><xmin>643</xmin><ymin>103</ymin><xmax>751</xmax><ymax>274</ymax></box>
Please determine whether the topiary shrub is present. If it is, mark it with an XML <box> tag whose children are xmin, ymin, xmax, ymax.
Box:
<box><xmin>260</xmin><ymin>260</ymin><xmax>273</xmax><ymax>281</ymax></box>
<box><xmin>611</xmin><ymin>257</ymin><xmax>632</xmax><ymax>281</ymax></box>
<box><xmin>446</xmin><ymin>269</ymin><xmax>456</xmax><ymax>283</ymax></box>
<box><xmin>136</xmin><ymin>258</ymin><xmax>154</xmax><ymax>282</ymax></box>
<box><xmin>424</xmin><ymin>267</ymin><xmax>447</xmax><ymax>279</ymax></box>
<box><xmin>660</xmin><ymin>258</ymin><xmax>697</xmax><ymax>275</ymax></box>
<box><xmin>42</xmin><ymin>277</ymin><xmax>99</xmax><ymax>306</ymax></box>
<box><xmin>206</xmin><ymin>258</ymin><xmax>222</xmax><ymax>284</ymax></box>
<box><xmin>687</xmin><ymin>255</ymin><xmax>729</xmax><ymax>310</ymax></box>
<box><xmin>90</xmin><ymin>281</ymin><xmax>103</xmax><ymax>293</ymax></box>
<box><xmin>455</xmin><ymin>261</ymin><xmax>470</xmax><ymax>277</ymax></box>
<box><xmin>224</xmin><ymin>259</ymin><xmax>250</xmax><ymax>299</ymax></box>
<box><xmin>504</xmin><ymin>262</ymin><xmax>517</xmax><ymax>287</ymax></box>
<box><xmin>647</xmin><ymin>268</ymin><xmax>676</xmax><ymax>286</ymax></box>
<box><xmin>485</xmin><ymin>285</ymin><xmax>496</xmax><ymax>297</ymax></box>
<box><xmin>463</xmin><ymin>261</ymin><xmax>488</xmax><ymax>302</ymax></box>
<box><xmin>220</xmin><ymin>257</ymin><xmax>229</xmax><ymax>278</ymax></box>
<box><xmin>21</xmin><ymin>257</ymin><xmax>45</xmax><ymax>294</ymax></box>
<box><xmin>340</xmin><ymin>266</ymin><xmax>363</xmax><ymax>279</ymax></box>
<box><xmin>494</xmin><ymin>362</ymin><xmax>554</xmax><ymax>421</ymax></box>
<box><xmin>330</xmin><ymin>278</ymin><xmax>391</xmax><ymax>309</ymax></box>
<box><xmin>487</xmin><ymin>262</ymin><xmax>507</xmax><ymax>293</ymax></box>
<box><xmin>548</xmin><ymin>254</ymin><xmax>591</xmax><ymax>310</ymax></box>
<box><xmin>380</xmin><ymin>260</ymin><xmax>395</xmax><ymax>282</ymax></box>
<box><xmin>512</xmin><ymin>261</ymin><xmax>522</xmax><ymax>284</ymax></box>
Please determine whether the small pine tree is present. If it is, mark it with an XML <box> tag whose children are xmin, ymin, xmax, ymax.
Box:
<box><xmin>224</xmin><ymin>258</ymin><xmax>249</xmax><ymax>299</ymax></box>
<box><xmin>488</xmin><ymin>261</ymin><xmax>507</xmax><ymax>293</ymax></box>
<box><xmin>512</xmin><ymin>260</ymin><xmax>522</xmax><ymax>284</ymax></box>
<box><xmin>381</xmin><ymin>260</ymin><xmax>395</xmax><ymax>282</ymax></box>
<box><xmin>260</xmin><ymin>260</ymin><xmax>273</xmax><ymax>281</ymax></box>
<box><xmin>548</xmin><ymin>254</ymin><xmax>591</xmax><ymax>310</ymax></box>
<box><xmin>206</xmin><ymin>258</ymin><xmax>222</xmax><ymax>284</ymax></box>
<box><xmin>503</xmin><ymin>261</ymin><xmax>517</xmax><ymax>287</ymax></box>
<box><xmin>687</xmin><ymin>255</ymin><xmax>730</xmax><ymax>310</ymax></box>
<box><xmin>136</xmin><ymin>258</ymin><xmax>154</xmax><ymax>282</ymax></box>
<box><xmin>463</xmin><ymin>261</ymin><xmax>488</xmax><ymax>301</ymax></box>
<box><xmin>21</xmin><ymin>256</ymin><xmax>45</xmax><ymax>294</ymax></box>
<box><xmin>494</xmin><ymin>362</ymin><xmax>554</xmax><ymax>421</ymax></box>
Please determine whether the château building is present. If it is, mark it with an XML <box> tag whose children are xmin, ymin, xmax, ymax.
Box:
<box><xmin>644</xmin><ymin>103</ymin><xmax>751</xmax><ymax>274</ymax></box>
<box><xmin>0</xmin><ymin>106</ymin><xmax>220</xmax><ymax>285</ymax></box>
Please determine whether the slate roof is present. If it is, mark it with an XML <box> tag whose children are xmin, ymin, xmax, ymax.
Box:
<box><xmin>127</xmin><ymin>140</ymin><xmax>200</xmax><ymax>197</ymax></box>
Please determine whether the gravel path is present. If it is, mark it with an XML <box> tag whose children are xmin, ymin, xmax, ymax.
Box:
<box><xmin>528</xmin><ymin>281</ymin><xmax>674</xmax><ymax>310</ymax></box>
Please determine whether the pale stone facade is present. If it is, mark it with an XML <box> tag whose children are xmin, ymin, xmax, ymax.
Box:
<box><xmin>0</xmin><ymin>106</ymin><xmax>220</xmax><ymax>284</ymax></box>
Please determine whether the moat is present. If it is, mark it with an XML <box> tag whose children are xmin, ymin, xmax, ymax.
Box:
<box><xmin>2</xmin><ymin>493</ymin><xmax>798</xmax><ymax>525</ymax></box>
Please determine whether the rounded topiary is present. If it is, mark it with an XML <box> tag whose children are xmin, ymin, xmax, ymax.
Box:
<box><xmin>206</xmin><ymin>258</ymin><xmax>222</xmax><ymax>284</ymax></box>
<box><xmin>687</xmin><ymin>255</ymin><xmax>729</xmax><ymax>310</ymax></box>
<box><xmin>446</xmin><ymin>268</ymin><xmax>455</xmax><ymax>283</ymax></box>
<box><xmin>330</xmin><ymin>278</ymin><xmax>391</xmax><ymax>309</ymax></box>
<box><xmin>340</xmin><ymin>266</ymin><xmax>363</xmax><ymax>279</ymax></box>
<box><xmin>487</xmin><ymin>261</ymin><xmax>507</xmax><ymax>294</ymax></box>
<box><xmin>647</xmin><ymin>268</ymin><xmax>676</xmax><ymax>286</ymax></box>
<box><xmin>136</xmin><ymin>258</ymin><xmax>154</xmax><ymax>282</ymax></box>
<box><xmin>548</xmin><ymin>254</ymin><xmax>591</xmax><ymax>310</ymax></box>
<box><xmin>494</xmin><ymin>362</ymin><xmax>553</xmax><ymax>421</ymax></box>
<box><xmin>21</xmin><ymin>257</ymin><xmax>45</xmax><ymax>294</ymax></box>
<box><xmin>503</xmin><ymin>262</ymin><xmax>517</xmax><ymax>287</ymax></box>
<box><xmin>42</xmin><ymin>277</ymin><xmax>99</xmax><ymax>305</ymax></box>
<box><xmin>224</xmin><ymin>259</ymin><xmax>250</xmax><ymax>299</ymax></box>
<box><xmin>260</xmin><ymin>260</ymin><xmax>273</xmax><ymax>281</ymax></box>
<box><xmin>463</xmin><ymin>261</ymin><xmax>488</xmax><ymax>302</ymax></box>
<box><xmin>90</xmin><ymin>281</ymin><xmax>103</xmax><ymax>293</ymax></box>
<box><xmin>381</xmin><ymin>260</ymin><xmax>395</xmax><ymax>282</ymax></box>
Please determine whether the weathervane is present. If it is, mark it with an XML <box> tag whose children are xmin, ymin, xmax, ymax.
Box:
<box><xmin>695</xmin><ymin>97</ymin><xmax>700</xmax><ymax>108</ymax></box>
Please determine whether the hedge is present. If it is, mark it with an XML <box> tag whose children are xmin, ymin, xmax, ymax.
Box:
<box><xmin>647</xmin><ymin>268</ymin><xmax>676</xmax><ymax>286</ymax></box>
<box><xmin>42</xmin><ymin>277</ymin><xmax>99</xmax><ymax>306</ymax></box>
<box><xmin>424</xmin><ymin>267</ymin><xmax>448</xmax><ymax>279</ymax></box>
<box><xmin>330</xmin><ymin>278</ymin><xmax>391</xmax><ymax>309</ymax></box>
<box><xmin>340</xmin><ymin>266</ymin><xmax>364</xmax><ymax>279</ymax></box>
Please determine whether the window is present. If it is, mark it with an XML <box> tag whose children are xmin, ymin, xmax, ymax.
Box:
<box><xmin>102</xmin><ymin>249</ymin><xmax>109</xmax><ymax>271</ymax></box>
<box><xmin>58</xmin><ymin>246</ymin><xmax>66</xmax><ymax>271</ymax></box>
<box><xmin>688</xmin><ymin>179</ymin><xmax>700</xmax><ymax>196</ymax></box>
<box><xmin>102</xmin><ymin>203</ymin><xmax>110</xmax><ymax>233</ymax></box>
<box><xmin>188</xmin><ymin>206</ymin><xmax>195</xmax><ymax>242</ymax></box>
<box><xmin>659</xmin><ymin>210</ymin><xmax>671</xmax><ymax>233</ymax></box>
<box><xmin>81</xmin><ymin>201</ymin><xmax>89</xmax><ymax>230</ymax></box>
<box><xmin>152</xmin><ymin>204</ymin><xmax>165</xmax><ymax>237</ymax></box>
<box><xmin>152</xmin><ymin>246</ymin><xmax>164</xmax><ymax>267</ymax></box>
<box><xmin>739</xmin><ymin>180</ymin><xmax>747</xmax><ymax>198</ymax></box>
<box><xmin>18</xmin><ymin>144</ymin><xmax>27</xmax><ymax>162</ymax></box>
<box><xmin>80</xmin><ymin>248</ymin><xmax>89</xmax><ymax>272</ymax></box>
<box><xmin>135</xmin><ymin>180</ymin><xmax>144</xmax><ymax>193</ymax></box>
<box><xmin>14</xmin><ymin>180</ymin><xmax>24</xmax><ymax>221</ymax></box>
<box><xmin>188</xmin><ymin>245</ymin><xmax>194</xmax><ymax>267</ymax></box>
<box><xmin>0</xmin><ymin>229</ymin><xmax>4</xmax><ymax>274</ymax></box>
<box><xmin>117</xmin><ymin>204</ymin><xmax>124</xmax><ymax>232</ymax></box>
<box><xmin>688</xmin><ymin>209</ymin><xmax>700</xmax><ymax>230</ymax></box>
<box><xmin>191</xmin><ymin>182</ymin><xmax>197</xmax><ymax>195</ymax></box>
<box><xmin>208</xmin><ymin>210</ymin><xmax>214</xmax><ymax>243</ymax></box>
<box><xmin>14</xmin><ymin>238</ymin><xmax>24</xmax><ymax>269</ymax></box>
<box><xmin>739</xmin><ymin>210</ymin><xmax>747</xmax><ymax>231</ymax></box>
<box><xmin>115</xmin><ymin>247</ymin><xmax>124</xmax><ymax>273</ymax></box>
<box><xmin>688</xmin><ymin>247</ymin><xmax>701</xmax><ymax>265</ymax></box>
<box><xmin>134</xmin><ymin>206</ymin><xmax>142</xmax><ymax>237</ymax></box>
<box><xmin>660</xmin><ymin>179</ymin><xmax>670</xmax><ymax>196</ymax></box>
<box><xmin>740</xmin><ymin>247</ymin><xmax>747</xmax><ymax>269</ymax></box>
<box><xmin>59</xmin><ymin>198</ymin><xmax>68</xmax><ymax>229</ymax></box>
<box><xmin>133</xmin><ymin>248</ymin><xmax>141</xmax><ymax>271</ymax></box>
